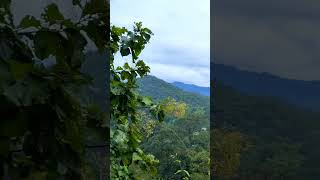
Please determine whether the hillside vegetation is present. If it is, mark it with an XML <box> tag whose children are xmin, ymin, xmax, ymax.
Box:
<box><xmin>137</xmin><ymin>76</ymin><xmax>209</xmax><ymax>111</ymax></box>
<box><xmin>136</xmin><ymin>76</ymin><xmax>210</xmax><ymax>179</ymax></box>
<box><xmin>213</xmin><ymin>81</ymin><xmax>320</xmax><ymax>179</ymax></box>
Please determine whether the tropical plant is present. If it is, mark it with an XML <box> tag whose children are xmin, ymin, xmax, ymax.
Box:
<box><xmin>0</xmin><ymin>0</ymin><xmax>109</xmax><ymax>179</ymax></box>
<box><xmin>110</xmin><ymin>22</ymin><xmax>166</xmax><ymax>179</ymax></box>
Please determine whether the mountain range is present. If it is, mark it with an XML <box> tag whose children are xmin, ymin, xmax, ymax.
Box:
<box><xmin>146</xmin><ymin>63</ymin><xmax>320</xmax><ymax>112</ymax></box>
<box><xmin>136</xmin><ymin>71</ymin><xmax>320</xmax><ymax>179</ymax></box>
<box><xmin>137</xmin><ymin>76</ymin><xmax>209</xmax><ymax>110</ymax></box>
<box><xmin>171</xmin><ymin>81</ymin><xmax>210</xmax><ymax>96</ymax></box>
<box><xmin>212</xmin><ymin>63</ymin><xmax>320</xmax><ymax>111</ymax></box>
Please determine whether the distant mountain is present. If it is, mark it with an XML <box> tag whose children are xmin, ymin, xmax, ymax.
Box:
<box><xmin>137</xmin><ymin>76</ymin><xmax>209</xmax><ymax>110</ymax></box>
<box><xmin>212</xmin><ymin>63</ymin><xmax>320</xmax><ymax>111</ymax></box>
<box><xmin>172</xmin><ymin>82</ymin><xmax>210</xmax><ymax>96</ymax></box>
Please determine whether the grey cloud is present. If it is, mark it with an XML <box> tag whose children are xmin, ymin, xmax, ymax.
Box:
<box><xmin>149</xmin><ymin>63</ymin><xmax>210</xmax><ymax>87</ymax></box>
<box><xmin>213</xmin><ymin>0</ymin><xmax>320</xmax><ymax>19</ymax></box>
<box><xmin>141</xmin><ymin>46</ymin><xmax>209</xmax><ymax>68</ymax></box>
<box><xmin>212</xmin><ymin>0</ymin><xmax>320</xmax><ymax>81</ymax></box>
<box><xmin>11</xmin><ymin>0</ymin><xmax>82</xmax><ymax>25</ymax></box>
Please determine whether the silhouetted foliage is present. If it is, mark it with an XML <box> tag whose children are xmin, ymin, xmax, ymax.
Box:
<box><xmin>0</xmin><ymin>0</ymin><xmax>109</xmax><ymax>179</ymax></box>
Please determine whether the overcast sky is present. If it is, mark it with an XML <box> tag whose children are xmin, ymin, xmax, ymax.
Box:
<box><xmin>213</xmin><ymin>0</ymin><xmax>320</xmax><ymax>81</ymax></box>
<box><xmin>111</xmin><ymin>0</ymin><xmax>210</xmax><ymax>87</ymax></box>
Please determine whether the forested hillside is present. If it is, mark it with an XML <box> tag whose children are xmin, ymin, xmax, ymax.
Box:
<box><xmin>213</xmin><ymin>81</ymin><xmax>320</xmax><ymax>179</ymax></box>
<box><xmin>137</xmin><ymin>76</ymin><xmax>209</xmax><ymax>111</ymax></box>
<box><xmin>136</xmin><ymin>76</ymin><xmax>210</xmax><ymax>179</ymax></box>
<box><xmin>213</xmin><ymin>63</ymin><xmax>320</xmax><ymax>111</ymax></box>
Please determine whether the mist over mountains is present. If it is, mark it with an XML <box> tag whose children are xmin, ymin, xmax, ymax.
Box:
<box><xmin>212</xmin><ymin>63</ymin><xmax>320</xmax><ymax>111</ymax></box>
<box><xmin>160</xmin><ymin>62</ymin><xmax>320</xmax><ymax>112</ymax></box>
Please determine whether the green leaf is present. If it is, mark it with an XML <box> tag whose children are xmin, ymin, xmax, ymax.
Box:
<box><xmin>144</xmin><ymin>33</ymin><xmax>151</xmax><ymax>42</ymax></box>
<box><xmin>2</xmin><ymin>80</ymin><xmax>48</xmax><ymax>106</ymax></box>
<box><xmin>42</xmin><ymin>3</ymin><xmax>64</xmax><ymax>25</ymax></box>
<box><xmin>116</xmin><ymin>66</ymin><xmax>123</xmax><ymax>71</ymax></box>
<box><xmin>132</xmin><ymin>152</ymin><xmax>142</xmax><ymax>162</ymax></box>
<box><xmin>83</xmin><ymin>21</ymin><xmax>108</xmax><ymax>52</ymax></box>
<box><xmin>19</xmin><ymin>15</ymin><xmax>41</xmax><ymax>28</ymax></box>
<box><xmin>121</xmin><ymin>153</ymin><xmax>132</xmax><ymax>165</ymax></box>
<box><xmin>141</xmin><ymin>96</ymin><xmax>152</xmax><ymax>106</ymax></box>
<box><xmin>136</xmin><ymin>60</ymin><xmax>146</xmax><ymax>67</ymax></box>
<box><xmin>62</xmin><ymin>19</ymin><xmax>78</xmax><ymax>29</ymax></box>
<box><xmin>120</xmin><ymin>47</ymin><xmax>130</xmax><ymax>56</ymax></box>
<box><xmin>72</xmin><ymin>0</ymin><xmax>82</xmax><ymax>7</ymax></box>
<box><xmin>175</xmin><ymin>170</ymin><xmax>190</xmax><ymax>177</ymax></box>
<box><xmin>120</xmin><ymin>71</ymin><xmax>130</xmax><ymax>80</ymax></box>
<box><xmin>123</xmin><ymin>63</ymin><xmax>130</xmax><ymax>70</ymax></box>
<box><xmin>34</xmin><ymin>31</ymin><xmax>66</xmax><ymax>59</ymax></box>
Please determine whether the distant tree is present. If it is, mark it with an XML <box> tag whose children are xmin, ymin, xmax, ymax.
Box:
<box><xmin>211</xmin><ymin>129</ymin><xmax>248</xmax><ymax>179</ymax></box>
<box><xmin>162</xmin><ymin>97</ymin><xmax>188</xmax><ymax>119</ymax></box>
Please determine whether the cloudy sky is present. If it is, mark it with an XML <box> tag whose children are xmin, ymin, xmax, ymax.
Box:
<box><xmin>111</xmin><ymin>0</ymin><xmax>210</xmax><ymax>87</ymax></box>
<box><xmin>213</xmin><ymin>0</ymin><xmax>320</xmax><ymax>81</ymax></box>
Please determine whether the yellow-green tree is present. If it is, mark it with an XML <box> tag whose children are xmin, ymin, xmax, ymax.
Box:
<box><xmin>211</xmin><ymin>129</ymin><xmax>248</xmax><ymax>179</ymax></box>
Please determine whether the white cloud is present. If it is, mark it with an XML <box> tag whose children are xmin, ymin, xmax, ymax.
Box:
<box><xmin>149</xmin><ymin>63</ymin><xmax>210</xmax><ymax>87</ymax></box>
<box><xmin>111</xmin><ymin>0</ymin><xmax>210</xmax><ymax>87</ymax></box>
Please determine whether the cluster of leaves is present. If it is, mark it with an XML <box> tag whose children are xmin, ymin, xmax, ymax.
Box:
<box><xmin>110</xmin><ymin>22</ymin><xmax>166</xmax><ymax>179</ymax></box>
<box><xmin>0</xmin><ymin>0</ymin><xmax>109</xmax><ymax>179</ymax></box>
<box><xmin>162</xmin><ymin>97</ymin><xmax>187</xmax><ymax>119</ymax></box>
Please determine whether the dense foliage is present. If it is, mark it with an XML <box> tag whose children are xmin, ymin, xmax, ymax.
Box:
<box><xmin>110</xmin><ymin>22</ymin><xmax>167</xmax><ymax>179</ymax></box>
<box><xmin>213</xmin><ymin>81</ymin><xmax>320</xmax><ymax>180</ymax></box>
<box><xmin>135</xmin><ymin>76</ymin><xmax>211</xmax><ymax>179</ymax></box>
<box><xmin>0</xmin><ymin>0</ymin><xmax>109</xmax><ymax>179</ymax></box>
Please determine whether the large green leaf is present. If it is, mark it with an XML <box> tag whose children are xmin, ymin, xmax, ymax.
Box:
<box><xmin>83</xmin><ymin>21</ymin><xmax>108</xmax><ymax>52</ymax></box>
<box><xmin>34</xmin><ymin>31</ymin><xmax>66</xmax><ymax>59</ymax></box>
<box><xmin>42</xmin><ymin>3</ymin><xmax>64</xmax><ymax>25</ymax></box>
<box><xmin>19</xmin><ymin>15</ymin><xmax>41</xmax><ymax>29</ymax></box>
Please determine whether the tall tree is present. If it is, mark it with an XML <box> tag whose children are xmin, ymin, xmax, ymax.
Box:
<box><xmin>110</xmin><ymin>22</ymin><xmax>166</xmax><ymax>179</ymax></box>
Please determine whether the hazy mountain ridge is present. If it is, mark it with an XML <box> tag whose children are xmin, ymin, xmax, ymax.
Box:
<box><xmin>172</xmin><ymin>81</ymin><xmax>210</xmax><ymax>96</ymax></box>
<box><xmin>212</xmin><ymin>63</ymin><xmax>320</xmax><ymax>111</ymax></box>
